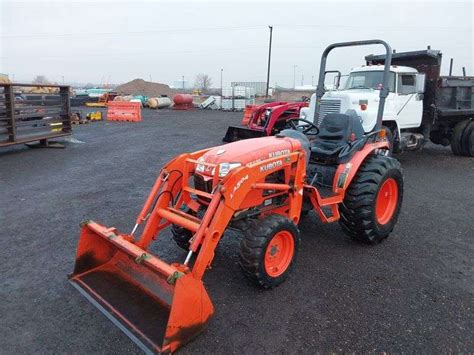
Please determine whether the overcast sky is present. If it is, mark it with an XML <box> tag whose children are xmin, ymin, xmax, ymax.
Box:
<box><xmin>0</xmin><ymin>0</ymin><xmax>472</xmax><ymax>87</ymax></box>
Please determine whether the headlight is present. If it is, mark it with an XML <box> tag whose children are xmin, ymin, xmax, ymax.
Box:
<box><xmin>195</xmin><ymin>156</ymin><xmax>206</xmax><ymax>173</ymax></box>
<box><xmin>218</xmin><ymin>162</ymin><xmax>241</xmax><ymax>177</ymax></box>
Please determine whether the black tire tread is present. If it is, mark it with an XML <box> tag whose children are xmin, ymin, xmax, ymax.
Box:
<box><xmin>451</xmin><ymin>119</ymin><xmax>472</xmax><ymax>156</ymax></box>
<box><xmin>171</xmin><ymin>224</ymin><xmax>193</xmax><ymax>250</ymax></box>
<box><xmin>339</xmin><ymin>154</ymin><xmax>403</xmax><ymax>244</ymax></box>
<box><xmin>239</xmin><ymin>215</ymin><xmax>300</xmax><ymax>289</ymax></box>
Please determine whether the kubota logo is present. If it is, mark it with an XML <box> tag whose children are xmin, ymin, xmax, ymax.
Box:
<box><xmin>260</xmin><ymin>160</ymin><xmax>283</xmax><ymax>172</ymax></box>
<box><xmin>230</xmin><ymin>174</ymin><xmax>249</xmax><ymax>199</ymax></box>
<box><xmin>269</xmin><ymin>149</ymin><xmax>290</xmax><ymax>158</ymax></box>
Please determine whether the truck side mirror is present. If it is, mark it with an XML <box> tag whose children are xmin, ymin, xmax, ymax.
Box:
<box><xmin>416</xmin><ymin>73</ymin><xmax>426</xmax><ymax>93</ymax></box>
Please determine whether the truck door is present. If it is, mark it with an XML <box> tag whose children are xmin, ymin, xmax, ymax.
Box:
<box><xmin>395</xmin><ymin>73</ymin><xmax>423</xmax><ymax>128</ymax></box>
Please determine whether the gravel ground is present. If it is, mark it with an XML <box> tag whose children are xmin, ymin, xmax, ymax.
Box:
<box><xmin>0</xmin><ymin>108</ymin><xmax>472</xmax><ymax>353</ymax></box>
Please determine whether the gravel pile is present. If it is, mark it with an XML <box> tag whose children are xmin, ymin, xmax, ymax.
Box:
<box><xmin>115</xmin><ymin>78</ymin><xmax>178</xmax><ymax>98</ymax></box>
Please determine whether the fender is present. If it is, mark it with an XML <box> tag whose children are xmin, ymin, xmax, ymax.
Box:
<box><xmin>333</xmin><ymin>141</ymin><xmax>390</xmax><ymax>193</ymax></box>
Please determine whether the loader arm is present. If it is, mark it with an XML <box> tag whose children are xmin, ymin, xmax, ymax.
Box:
<box><xmin>135</xmin><ymin>149</ymin><xmax>306</xmax><ymax>280</ymax></box>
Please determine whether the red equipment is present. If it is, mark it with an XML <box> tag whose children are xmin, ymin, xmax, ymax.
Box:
<box><xmin>106</xmin><ymin>102</ymin><xmax>142</xmax><ymax>122</ymax></box>
<box><xmin>241</xmin><ymin>104</ymin><xmax>257</xmax><ymax>125</ymax></box>
<box><xmin>173</xmin><ymin>94</ymin><xmax>194</xmax><ymax>110</ymax></box>
<box><xmin>223</xmin><ymin>101</ymin><xmax>308</xmax><ymax>142</ymax></box>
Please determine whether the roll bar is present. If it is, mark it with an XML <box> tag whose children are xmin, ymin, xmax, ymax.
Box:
<box><xmin>314</xmin><ymin>39</ymin><xmax>393</xmax><ymax>131</ymax></box>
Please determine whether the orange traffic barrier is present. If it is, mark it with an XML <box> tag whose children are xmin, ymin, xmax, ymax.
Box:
<box><xmin>241</xmin><ymin>104</ymin><xmax>257</xmax><ymax>126</ymax></box>
<box><xmin>107</xmin><ymin>102</ymin><xmax>142</xmax><ymax>122</ymax></box>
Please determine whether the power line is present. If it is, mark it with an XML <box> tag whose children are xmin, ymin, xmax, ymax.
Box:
<box><xmin>274</xmin><ymin>24</ymin><xmax>470</xmax><ymax>31</ymax></box>
<box><xmin>3</xmin><ymin>22</ymin><xmax>469</xmax><ymax>39</ymax></box>
<box><xmin>0</xmin><ymin>25</ymin><xmax>264</xmax><ymax>39</ymax></box>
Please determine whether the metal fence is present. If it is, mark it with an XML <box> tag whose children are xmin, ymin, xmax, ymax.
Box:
<box><xmin>0</xmin><ymin>83</ymin><xmax>72</xmax><ymax>148</ymax></box>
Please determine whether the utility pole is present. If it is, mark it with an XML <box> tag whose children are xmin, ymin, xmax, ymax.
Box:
<box><xmin>301</xmin><ymin>75</ymin><xmax>304</xmax><ymax>86</ymax></box>
<box><xmin>311</xmin><ymin>75</ymin><xmax>314</xmax><ymax>86</ymax></box>
<box><xmin>265</xmin><ymin>25</ymin><xmax>273</xmax><ymax>98</ymax></box>
<box><xmin>182</xmin><ymin>75</ymin><xmax>185</xmax><ymax>91</ymax></box>
<box><xmin>293</xmin><ymin>65</ymin><xmax>298</xmax><ymax>89</ymax></box>
<box><xmin>220</xmin><ymin>68</ymin><xmax>223</xmax><ymax>96</ymax></box>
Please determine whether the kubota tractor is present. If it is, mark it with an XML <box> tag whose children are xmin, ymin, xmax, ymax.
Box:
<box><xmin>69</xmin><ymin>40</ymin><xmax>404</xmax><ymax>353</ymax></box>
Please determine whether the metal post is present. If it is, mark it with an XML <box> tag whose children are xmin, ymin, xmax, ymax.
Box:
<box><xmin>265</xmin><ymin>25</ymin><xmax>273</xmax><ymax>98</ymax></box>
<box><xmin>462</xmin><ymin>67</ymin><xmax>466</xmax><ymax>77</ymax></box>
<box><xmin>293</xmin><ymin>65</ymin><xmax>297</xmax><ymax>89</ymax></box>
<box><xmin>449</xmin><ymin>58</ymin><xmax>453</xmax><ymax>76</ymax></box>
<box><xmin>220</xmin><ymin>68</ymin><xmax>223</xmax><ymax>96</ymax></box>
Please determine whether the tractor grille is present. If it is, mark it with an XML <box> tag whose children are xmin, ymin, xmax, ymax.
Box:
<box><xmin>317</xmin><ymin>99</ymin><xmax>341</xmax><ymax>126</ymax></box>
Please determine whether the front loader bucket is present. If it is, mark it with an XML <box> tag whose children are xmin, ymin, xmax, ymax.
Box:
<box><xmin>222</xmin><ymin>125</ymin><xmax>265</xmax><ymax>142</ymax></box>
<box><xmin>69</xmin><ymin>222</ymin><xmax>214</xmax><ymax>353</ymax></box>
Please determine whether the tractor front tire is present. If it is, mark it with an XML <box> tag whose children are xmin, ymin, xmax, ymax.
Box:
<box><xmin>171</xmin><ymin>207</ymin><xmax>196</xmax><ymax>250</ymax></box>
<box><xmin>339</xmin><ymin>154</ymin><xmax>403</xmax><ymax>244</ymax></box>
<box><xmin>239</xmin><ymin>215</ymin><xmax>300</xmax><ymax>289</ymax></box>
<box><xmin>171</xmin><ymin>223</ymin><xmax>193</xmax><ymax>251</ymax></box>
<box><xmin>451</xmin><ymin>119</ymin><xmax>474</xmax><ymax>157</ymax></box>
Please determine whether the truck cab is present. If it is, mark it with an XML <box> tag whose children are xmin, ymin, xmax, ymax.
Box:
<box><xmin>301</xmin><ymin>48</ymin><xmax>474</xmax><ymax>156</ymax></box>
<box><xmin>303</xmin><ymin>65</ymin><xmax>426</xmax><ymax>149</ymax></box>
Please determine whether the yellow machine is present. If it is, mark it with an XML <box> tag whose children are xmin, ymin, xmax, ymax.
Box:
<box><xmin>86</xmin><ymin>111</ymin><xmax>102</xmax><ymax>121</ymax></box>
<box><xmin>85</xmin><ymin>92</ymin><xmax>117</xmax><ymax>108</ymax></box>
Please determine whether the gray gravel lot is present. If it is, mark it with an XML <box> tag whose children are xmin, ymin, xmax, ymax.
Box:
<box><xmin>0</xmin><ymin>108</ymin><xmax>473</xmax><ymax>353</ymax></box>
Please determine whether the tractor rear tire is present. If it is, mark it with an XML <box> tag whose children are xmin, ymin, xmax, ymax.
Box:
<box><xmin>339</xmin><ymin>154</ymin><xmax>403</xmax><ymax>244</ymax></box>
<box><xmin>451</xmin><ymin>119</ymin><xmax>474</xmax><ymax>157</ymax></box>
<box><xmin>239</xmin><ymin>215</ymin><xmax>300</xmax><ymax>289</ymax></box>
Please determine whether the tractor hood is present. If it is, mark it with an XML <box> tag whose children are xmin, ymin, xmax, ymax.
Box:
<box><xmin>197</xmin><ymin>136</ymin><xmax>301</xmax><ymax>177</ymax></box>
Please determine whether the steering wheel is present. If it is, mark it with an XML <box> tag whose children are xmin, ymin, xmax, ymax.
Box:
<box><xmin>286</xmin><ymin>118</ymin><xmax>319</xmax><ymax>135</ymax></box>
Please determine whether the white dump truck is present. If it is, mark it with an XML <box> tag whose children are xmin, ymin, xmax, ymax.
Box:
<box><xmin>301</xmin><ymin>48</ymin><xmax>473</xmax><ymax>156</ymax></box>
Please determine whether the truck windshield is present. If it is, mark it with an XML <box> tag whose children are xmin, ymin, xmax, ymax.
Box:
<box><xmin>344</xmin><ymin>71</ymin><xmax>395</xmax><ymax>91</ymax></box>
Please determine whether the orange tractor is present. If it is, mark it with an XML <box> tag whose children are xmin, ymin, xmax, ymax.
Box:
<box><xmin>69</xmin><ymin>40</ymin><xmax>403</xmax><ymax>353</ymax></box>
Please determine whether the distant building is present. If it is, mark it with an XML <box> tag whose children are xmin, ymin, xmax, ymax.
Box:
<box><xmin>294</xmin><ymin>85</ymin><xmax>316</xmax><ymax>91</ymax></box>
<box><xmin>171</xmin><ymin>80</ymin><xmax>192</xmax><ymax>90</ymax></box>
<box><xmin>231</xmin><ymin>81</ymin><xmax>267</xmax><ymax>96</ymax></box>
<box><xmin>0</xmin><ymin>73</ymin><xmax>10</xmax><ymax>84</ymax></box>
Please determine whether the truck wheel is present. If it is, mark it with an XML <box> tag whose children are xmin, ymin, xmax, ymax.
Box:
<box><xmin>239</xmin><ymin>215</ymin><xmax>300</xmax><ymax>288</ymax></box>
<box><xmin>451</xmin><ymin>119</ymin><xmax>473</xmax><ymax>156</ymax></box>
<box><xmin>462</xmin><ymin>121</ymin><xmax>474</xmax><ymax>156</ymax></box>
<box><xmin>339</xmin><ymin>155</ymin><xmax>403</xmax><ymax>244</ymax></box>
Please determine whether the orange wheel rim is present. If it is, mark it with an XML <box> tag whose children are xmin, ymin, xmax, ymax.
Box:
<box><xmin>264</xmin><ymin>231</ymin><xmax>295</xmax><ymax>277</ymax></box>
<box><xmin>375</xmin><ymin>178</ymin><xmax>398</xmax><ymax>225</ymax></box>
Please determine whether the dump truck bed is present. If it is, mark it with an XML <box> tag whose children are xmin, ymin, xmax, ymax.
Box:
<box><xmin>366</xmin><ymin>49</ymin><xmax>474</xmax><ymax>124</ymax></box>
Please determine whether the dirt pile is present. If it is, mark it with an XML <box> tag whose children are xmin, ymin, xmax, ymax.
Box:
<box><xmin>115</xmin><ymin>78</ymin><xmax>177</xmax><ymax>98</ymax></box>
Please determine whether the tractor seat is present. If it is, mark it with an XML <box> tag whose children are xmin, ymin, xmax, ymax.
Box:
<box><xmin>311</xmin><ymin>110</ymin><xmax>365</xmax><ymax>163</ymax></box>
